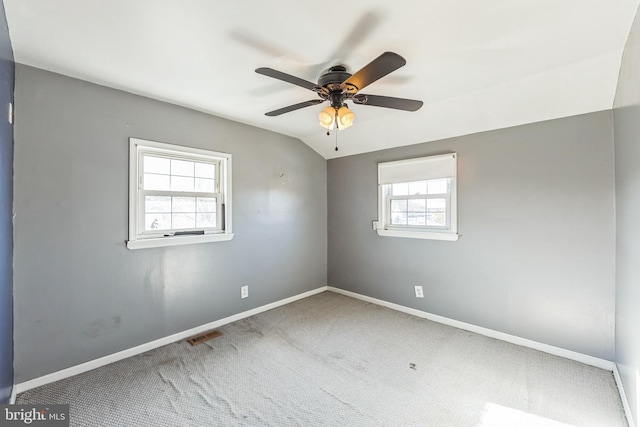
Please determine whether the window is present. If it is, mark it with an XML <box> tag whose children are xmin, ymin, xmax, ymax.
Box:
<box><xmin>376</xmin><ymin>153</ymin><xmax>458</xmax><ymax>241</ymax></box>
<box><xmin>127</xmin><ymin>138</ymin><xmax>233</xmax><ymax>249</ymax></box>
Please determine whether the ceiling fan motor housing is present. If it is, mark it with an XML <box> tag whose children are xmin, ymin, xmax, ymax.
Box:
<box><xmin>319</xmin><ymin>66</ymin><xmax>357</xmax><ymax>108</ymax></box>
<box><xmin>318</xmin><ymin>66</ymin><xmax>351</xmax><ymax>88</ymax></box>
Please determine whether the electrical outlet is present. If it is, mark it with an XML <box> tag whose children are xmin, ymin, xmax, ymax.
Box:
<box><xmin>414</xmin><ymin>286</ymin><xmax>424</xmax><ymax>298</ymax></box>
<box><xmin>241</xmin><ymin>286</ymin><xmax>249</xmax><ymax>299</ymax></box>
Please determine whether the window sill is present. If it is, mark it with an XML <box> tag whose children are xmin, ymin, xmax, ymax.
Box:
<box><xmin>126</xmin><ymin>233</ymin><xmax>234</xmax><ymax>250</ymax></box>
<box><xmin>376</xmin><ymin>229</ymin><xmax>459</xmax><ymax>241</ymax></box>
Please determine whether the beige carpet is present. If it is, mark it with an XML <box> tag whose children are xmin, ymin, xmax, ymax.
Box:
<box><xmin>17</xmin><ymin>291</ymin><xmax>627</xmax><ymax>426</ymax></box>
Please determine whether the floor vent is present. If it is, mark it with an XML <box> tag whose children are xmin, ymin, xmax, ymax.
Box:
<box><xmin>187</xmin><ymin>330</ymin><xmax>222</xmax><ymax>346</ymax></box>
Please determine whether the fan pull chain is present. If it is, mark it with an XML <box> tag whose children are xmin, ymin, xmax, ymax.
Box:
<box><xmin>335</xmin><ymin>127</ymin><xmax>339</xmax><ymax>151</ymax></box>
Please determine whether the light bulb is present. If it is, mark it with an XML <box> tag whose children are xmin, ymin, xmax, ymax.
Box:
<box><xmin>337</xmin><ymin>106</ymin><xmax>355</xmax><ymax>130</ymax></box>
<box><xmin>318</xmin><ymin>106</ymin><xmax>335</xmax><ymax>130</ymax></box>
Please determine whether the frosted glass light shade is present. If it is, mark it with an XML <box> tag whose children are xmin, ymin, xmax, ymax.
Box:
<box><xmin>337</xmin><ymin>106</ymin><xmax>355</xmax><ymax>129</ymax></box>
<box><xmin>318</xmin><ymin>106</ymin><xmax>335</xmax><ymax>130</ymax></box>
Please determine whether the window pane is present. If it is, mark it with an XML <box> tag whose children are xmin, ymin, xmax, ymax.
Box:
<box><xmin>408</xmin><ymin>199</ymin><xmax>426</xmax><ymax>212</ymax></box>
<box><xmin>392</xmin><ymin>183</ymin><xmax>409</xmax><ymax>196</ymax></box>
<box><xmin>196</xmin><ymin>213</ymin><xmax>216</xmax><ymax>228</ymax></box>
<box><xmin>427</xmin><ymin>213</ymin><xmax>446</xmax><ymax>226</ymax></box>
<box><xmin>171</xmin><ymin>176</ymin><xmax>194</xmax><ymax>191</ymax></box>
<box><xmin>144</xmin><ymin>156</ymin><xmax>170</xmax><ymax>174</ymax></box>
<box><xmin>145</xmin><ymin>213</ymin><xmax>171</xmax><ymax>231</ymax></box>
<box><xmin>145</xmin><ymin>196</ymin><xmax>171</xmax><ymax>213</ymax></box>
<box><xmin>428</xmin><ymin>179</ymin><xmax>448</xmax><ymax>194</ymax></box>
<box><xmin>172</xmin><ymin>213</ymin><xmax>195</xmax><ymax>229</ymax></box>
<box><xmin>144</xmin><ymin>173</ymin><xmax>170</xmax><ymax>191</ymax></box>
<box><xmin>172</xmin><ymin>197</ymin><xmax>196</xmax><ymax>213</ymax></box>
<box><xmin>197</xmin><ymin>197</ymin><xmax>217</xmax><ymax>213</ymax></box>
<box><xmin>427</xmin><ymin>198</ymin><xmax>447</xmax><ymax>226</ymax></box>
<box><xmin>171</xmin><ymin>159</ymin><xmax>194</xmax><ymax>177</ymax></box>
<box><xmin>195</xmin><ymin>178</ymin><xmax>216</xmax><ymax>192</ymax></box>
<box><xmin>195</xmin><ymin>162</ymin><xmax>216</xmax><ymax>179</ymax></box>
<box><xmin>144</xmin><ymin>197</ymin><xmax>219</xmax><ymax>231</ymax></box>
<box><xmin>391</xmin><ymin>212</ymin><xmax>407</xmax><ymax>225</ymax></box>
<box><xmin>408</xmin><ymin>213</ymin><xmax>426</xmax><ymax>226</ymax></box>
<box><xmin>391</xmin><ymin>199</ymin><xmax>407</xmax><ymax>213</ymax></box>
<box><xmin>427</xmin><ymin>198</ymin><xmax>446</xmax><ymax>212</ymax></box>
<box><xmin>408</xmin><ymin>181</ymin><xmax>427</xmax><ymax>195</ymax></box>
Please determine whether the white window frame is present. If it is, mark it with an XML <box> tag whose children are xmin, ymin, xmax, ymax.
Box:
<box><xmin>127</xmin><ymin>138</ymin><xmax>233</xmax><ymax>249</ymax></box>
<box><xmin>376</xmin><ymin>153</ymin><xmax>459</xmax><ymax>241</ymax></box>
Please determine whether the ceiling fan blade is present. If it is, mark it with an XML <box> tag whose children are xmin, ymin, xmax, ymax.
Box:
<box><xmin>352</xmin><ymin>94</ymin><xmax>423</xmax><ymax>111</ymax></box>
<box><xmin>342</xmin><ymin>52</ymin><xmax>406</xmax><ymax>92</ymax></box>
<box><xmin>265</xmin><ymin>99</ymin><xmax>324</xmax><ymax>116</ymax></box>
<box><xmin>317</xmin><ymin>11</ymin><xmax>382</xmax><ymax>75</ymax></box>
<box><xmin>232</xmin><ymin>30</ymin><xmax>308</xmax><ymax>64</ymax></box>
<box><xmin>256</xmin><ymin>67</ymin><xmax>318</xmax><ymax>91</ymax></box>
<box><xmin>307</xmin><ymin>12</ymin><xmax>383</xmax><ymax>78</ymax></box>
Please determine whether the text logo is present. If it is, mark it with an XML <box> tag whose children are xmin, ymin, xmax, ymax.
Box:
<box><xmin>0</xmin><ymin>405</ymin><xmax>69</xmax><ymax>427</ymax></box>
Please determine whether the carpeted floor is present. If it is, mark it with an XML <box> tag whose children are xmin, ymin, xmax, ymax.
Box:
<box><xmin>17</xmin><ymin>292</ymin><xmax>627</xmax><ymax>426</ymax></box>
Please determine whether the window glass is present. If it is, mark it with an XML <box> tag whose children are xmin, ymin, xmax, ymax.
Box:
<box><xmin>171</xmin><ymin>159</ymin><xmax>194</xmax><ymax>177</ymax></box>
<box><xmin>427</xmin><ymin>179</ymin><xmax>448</xmax><ymax>194</ymax></box>
<box><xmin>195</xmin><ymin>162</ymin><xmax>216</xmax><ymax>179</ymax></box>
<box><xmin>144</xmin><ymin>156</ymin><xmax>170</xmax><ymax>174</ymax></box>
<box><xmin>408</xmin><ymin>181</ymin><xmax>427</xmax><ymax>195</ymax></box>
<box><xmin>392</xmin><ymin>183</ymin><xmax>409</xmax><ymax>196</ymax></box>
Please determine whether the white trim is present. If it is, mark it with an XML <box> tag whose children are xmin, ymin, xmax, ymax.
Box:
<box><xmin>126</xmin><ymin>233</ymin><xmax>234</xmax><ymax>249</ymax></box>
<box><xmin>376</xmin><ymin>229</ymin><xmax>460</xmax><ymax>241</ymax></box>
<box><xmin>131</xmin><ymin>137</ymin><xmax>230</xmax><ymax>159</ymax></box>
<box><xmin>614</xmin><ymin>364</ymin><xmax>637</xmax><ymax>427</ymax></box>
<box><xmin>127</xmin><ymin>137</ymin><xmax>233</xmax><ymax>250</ymax></box>
<box><xmin>15</xmin><ymin>286</ymin><xmax>328</xmax><ymax>394</ymax></box>
<box><xmin>327</xmin><ymin>286</ymin><xmax>614</xmax><ymax>370</ymax></box>
<box><xmin>9</xmin><ymin>386</ymin><xmax>16</xmax><ymax>404</ymax></box>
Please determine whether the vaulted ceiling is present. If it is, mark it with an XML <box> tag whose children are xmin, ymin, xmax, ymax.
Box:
<box><xmin>4</xmin><ymin>0</ymin><xmax>639</xmax><ymax>158</ymax></box>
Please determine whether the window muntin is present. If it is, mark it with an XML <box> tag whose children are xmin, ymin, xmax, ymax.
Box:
<box><xmin>138</xmin><ymin>151</ymin><xmax>222</xmax><ymax>235</ymax></box>
<box><xmin>143</xmin><ymin>195</ymin><xmax>217</xmax><ymax>232</ymax></box>
<box><xmin>128</xmin><ymin>138</ymin><xmax>233</xmax><ymax>249</ymax></box>
<box><xmin>142</xmin><ymin>155</ymin><xmax>217</xmax><ymax>192</ymax></box>
<box><xmin>387</xmin><ymin>178</ymin><xmax>451</xmax><ymax>229</ymax></box>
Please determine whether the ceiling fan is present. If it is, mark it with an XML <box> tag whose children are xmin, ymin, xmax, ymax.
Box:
<box><xmin>255</xmin><ymin>52</ymin><xmax>423</xmax><ymax>131</ymax></box>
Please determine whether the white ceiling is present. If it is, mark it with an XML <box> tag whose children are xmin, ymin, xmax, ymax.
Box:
<box><xmin>4</xmin><ymin>1</ymin><xmax>639</xmax><ymax>159</ymax></box>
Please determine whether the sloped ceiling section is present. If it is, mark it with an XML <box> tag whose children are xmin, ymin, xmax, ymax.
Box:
<box><xmin>4</xmin><ymin>0</ymin><xmax>639</xmax><ymax>158</ymax></box>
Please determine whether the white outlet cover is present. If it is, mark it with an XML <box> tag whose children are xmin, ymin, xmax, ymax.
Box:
<box><xmin>241</xmin><ymin>286</ymin><xmax>248</xmax><ymax>298</ymax></box>
<box><xmin>415</xmin><ymin>286</ymin><xmax>424</xmax><ymax>298</ymax></box>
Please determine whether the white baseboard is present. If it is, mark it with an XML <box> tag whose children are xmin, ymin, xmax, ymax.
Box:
<box><xmin>614</xmin><ymin>364</ymin><xmax>637</xmax><ymax>427</ymax></box>
<box><xmin>9</xmin><ymin>386</ymin><xmax>16</xmax><ymax>404</ymax></box>
<box><xmin>15</xmin><ymin>286</ymin><xmax>328</xmax><ymax>394</ymax></box>
<box><xmin>14</xmin><ymin>285</ymin><xmax>618</xmax><ymax>398</ymax></box>
<box><xmin>327</xmin><ymin>286</ymin><xmax>614</xmax><ymax>371</ymax></box>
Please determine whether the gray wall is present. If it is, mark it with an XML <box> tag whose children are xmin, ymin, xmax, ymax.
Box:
<box><xmin>613</xmin><ymin>5</ymin><xmax>640</xmax><ymax>425</ymax></box>
<box><xmin>0</xmin><ymin>0</ymin><xmax>13</xmax><ymax>403</ymax></box>
<box><xmin>13</xmin><ymin>65</ymin><xmax>327</xmax><ymax>383</ymax></box>
<box><xmin>328</xmin><ymin>111</ymin><xmax>616</xmax><ymax>360</ymax></box>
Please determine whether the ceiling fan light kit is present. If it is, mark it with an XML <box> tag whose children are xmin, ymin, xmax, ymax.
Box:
<box><xmin>319</xmin><ymin>105</ymin><xmax>355</xmax><ymax>131</ymax></box>
<box><xmin>337</xmin><ymin>106</ymin><xmax>355</xmax><ymax>129</ymax></box>
<box><xmin>256</xmin><ymin>51</ymin><xmax>423</xmax><ymax>137</ymax></box>
<box><xmin>318</xmin><ymin>106</ymin><xmax>335</xmax><ymax>130</ymax></box>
